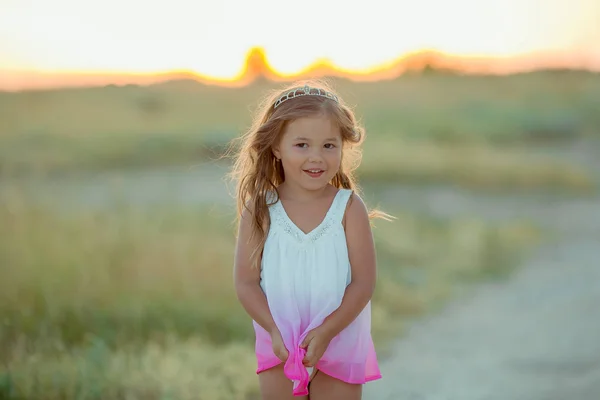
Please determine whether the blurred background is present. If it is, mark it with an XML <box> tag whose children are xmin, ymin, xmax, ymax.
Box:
<box><xmin>1</xmin><ymin>1</ymin><xmax>599</xmax><ymax>399</ymax></box>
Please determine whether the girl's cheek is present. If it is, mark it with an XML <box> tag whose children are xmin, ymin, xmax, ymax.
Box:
<box><xmin>289</xmin><ymin>148</ymin><xmax>303</xmax><ymax>158</ymax></box>
<box><xmin>327</xmin><ymin>150</ymin><xmax>342</xmax><ymax>161</ymax></box>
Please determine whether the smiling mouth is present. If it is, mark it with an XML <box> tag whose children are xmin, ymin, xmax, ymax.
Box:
<box><xmin>304</xmin><ymin>169</ymin><xmax>325</xmax><ymax>178</ymax></box>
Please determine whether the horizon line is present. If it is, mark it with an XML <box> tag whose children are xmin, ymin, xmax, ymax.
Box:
<box><xmin>1</xmin><ymin>47</ymin><xmax>599</xmax><ymax>92</ymax></box>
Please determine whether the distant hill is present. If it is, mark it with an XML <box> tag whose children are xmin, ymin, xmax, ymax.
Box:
<box><xmin>1</xmin><ymin>47</ymin><xmax>598</xmax><ymax>92</ymax></box>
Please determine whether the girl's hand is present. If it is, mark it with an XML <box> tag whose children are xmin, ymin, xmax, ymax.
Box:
<box><xmin>270</xmin><ymin>329</ymin><xmax>289</xmax><ymax>362</ymax></box>
<box><xmin>300</xmin><ymin>326</ymin><xmax>334</xmax><ymax>367</ymax></box>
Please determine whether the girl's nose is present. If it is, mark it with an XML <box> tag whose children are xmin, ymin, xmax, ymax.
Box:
<box><xmin>308</xmin><ymin>150</ymin><xmax>324</xmax><ymax>163</ymax></box>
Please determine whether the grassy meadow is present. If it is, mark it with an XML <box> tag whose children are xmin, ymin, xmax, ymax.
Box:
<box><xmin>0</xmin><ymin>70</ymin><xmax>598</xmax><ymax>399</ymax></box>
<box><xmin>1</xmin><ymin>71</ymin><xmax>599</xmax><ymax>190</ymax></box>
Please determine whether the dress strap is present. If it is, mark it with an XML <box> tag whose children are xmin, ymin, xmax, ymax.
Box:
<box><xmin>265</xmin><ymin>190</ymin><xmax>279</xmax><ymax>205</ymax></box>
<box><xmin>266</xmin><ymin>191</ymin><xmax>280</xmax><ymax>219</ymax></box>
<box><xmin>331</xmin><ymin>188</ymin><xmax>353</xmax><ymax>224</ymax></box>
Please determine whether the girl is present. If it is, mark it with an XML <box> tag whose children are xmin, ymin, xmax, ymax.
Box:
<box><xmin>231</xmin><ymin>81</ymin><xmax>384</xmax><ymax>400</ymax></box>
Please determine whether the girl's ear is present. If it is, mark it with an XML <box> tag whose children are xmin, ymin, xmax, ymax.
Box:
<box><xmin>272</xmin><ymin>145</ymin><xmax>281</xmax><ymax>161</ymax></box>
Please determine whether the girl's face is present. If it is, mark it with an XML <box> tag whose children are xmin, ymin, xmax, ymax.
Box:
<box><xmin>273</xmin><ymin>114</ymin><xmax>342</xmax><ymax>193</ymax></box>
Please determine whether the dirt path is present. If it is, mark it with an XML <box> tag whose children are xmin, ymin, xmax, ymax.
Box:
<box><xmin>364</xmin><ymin>140</ymin><xmax>600</xmax><ymax>399</ymax></box>
<box><xmin>365</xmin><ymin>233</ymin><xmax>600</xmax><ymax>399</ymax></box>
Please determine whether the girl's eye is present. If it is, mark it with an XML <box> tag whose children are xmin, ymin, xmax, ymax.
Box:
<box><xmin>324</xmin><ymin>143</ymin><xmax>336</xmax><ymax>149</ymax></box>
<box><xmin>295</xmin><ymin>143</ymin><xmax>308</xmax><ymax>148</ymax></box>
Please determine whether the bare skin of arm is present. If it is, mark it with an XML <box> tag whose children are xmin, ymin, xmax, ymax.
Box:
<box><xmin>321</xmin><ymin>193</ymin><xmax>377</xmax><ymax>334</ymax></box>
<box><xmin>234</xmin><ymin>206</ymin><xmax>288</xmax><ymax>362</ymax></box>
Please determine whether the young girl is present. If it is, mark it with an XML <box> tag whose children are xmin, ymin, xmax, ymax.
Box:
<box><xmin>231</xmin><ymin>81</ymin><xmax>383</xmax><ymax>400</ymax></box>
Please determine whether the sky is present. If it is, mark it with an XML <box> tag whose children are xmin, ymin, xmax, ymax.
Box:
<box><xmin>0</xmin><ymin>0</ymin><xmax>599</xmax><ymax>80</ymax></box>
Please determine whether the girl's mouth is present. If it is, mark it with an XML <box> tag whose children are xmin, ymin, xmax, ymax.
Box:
<box><xmin>303</xmin><ymin>169</ymin><xmax>325</xmax><ymax>178</ymax></box>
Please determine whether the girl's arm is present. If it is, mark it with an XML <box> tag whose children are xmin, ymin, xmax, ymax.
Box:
<box><xmin>233</xmin><ymin>206</ymin><xmax>278</xmax><ymax>334</ymax></box>
<box><xmin>320</xmin><ymin>193</ymin><xmax>377</xmax><ymax>338</ymax></box>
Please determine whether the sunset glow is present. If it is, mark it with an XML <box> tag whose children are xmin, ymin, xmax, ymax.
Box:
<box><xmin>1</xmin><ymin>0</ymin><xmax>599</xmax><ymax>90</ymax></box>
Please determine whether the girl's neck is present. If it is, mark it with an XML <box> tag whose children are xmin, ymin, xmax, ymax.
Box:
<box><xmin>277</xmin><ymin>183</ymin><xmax>335</xmax><ymax>203</ymax></box>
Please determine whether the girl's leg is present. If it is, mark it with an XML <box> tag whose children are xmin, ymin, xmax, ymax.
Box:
<box><xmin>308</xmin><ymin>371</ymin><xmax>362</xmax><ymax>400</ymax></box>
<box><xmin>258</xmin><ymin>364</ymin><xmax>309</xmax><ymax>400</ymax></box>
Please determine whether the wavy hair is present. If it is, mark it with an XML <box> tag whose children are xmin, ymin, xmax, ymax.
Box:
<box><xmin>228</xmin><ymin>79</ymin><xmax>387</xmax><ymax>268</ymax></box>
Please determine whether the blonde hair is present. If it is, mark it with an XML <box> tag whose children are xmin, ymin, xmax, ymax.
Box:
<box><xmin>228</xmin><ymin>79</ymin><xmax>386</xmax><ymax>268</ymax></box>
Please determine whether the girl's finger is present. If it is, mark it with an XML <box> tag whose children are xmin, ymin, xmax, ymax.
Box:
<box><xmin>300</xmin><ymin>335</ymin><xmax>312</xmax><ymax>348</ymax></box>
<box><xmin>305</xmin><ymin>347</ymin><xmax>314</xmax><ymax>360</ymax></box>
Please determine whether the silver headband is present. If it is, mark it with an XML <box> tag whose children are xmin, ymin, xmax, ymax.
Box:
<box><xmin>273</xmin><ymin>85</ymin><xmax>339</xmax><ymax>109</ymax></box>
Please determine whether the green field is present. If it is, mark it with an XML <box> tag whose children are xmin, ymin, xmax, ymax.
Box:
<box><xmin>0</xmin><ymin>71</ymin><xmax>597</xmax><ymax>399</ymax></box>
<box><xmin>1</xmin><ymin>71</ymin><xmax>598</xmax><ymax>191</ymax></box>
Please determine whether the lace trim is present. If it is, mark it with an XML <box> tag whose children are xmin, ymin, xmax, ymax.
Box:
<box><xmin>270</xmin><ymin>189</ymin><xmax>349</xmax><ymax>244</ymax></box>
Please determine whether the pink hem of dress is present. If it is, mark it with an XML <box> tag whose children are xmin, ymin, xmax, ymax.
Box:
<box><xmin>256</xmin><ymin>360</ymin><xmax>284</xmax><ymax>375</ymax></box>
<box><xmin>256</xmin><ymin>361</ymin><xmax>383</xmax><ymax>385</ymax></box>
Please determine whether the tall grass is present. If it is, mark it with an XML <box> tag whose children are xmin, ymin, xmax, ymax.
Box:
<box><xmin>359</xmin><ymin>140</ymin><xmax>594</xmax><ymax>192</ymax></box>
<box><xmin>0</xmin><ymin>135</ymin><xmax>593</xmax><ymax>192</ymax></box>
<box><xmin>0</xmin><ymin>185</ymin><xmax>539</xmax><ymax>399</ymax></box>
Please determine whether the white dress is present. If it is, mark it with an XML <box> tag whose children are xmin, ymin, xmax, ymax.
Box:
<box><xmin>253</xmin><ymin>188</ymin><xmax>381</xmax><ymax>396</ymax></box>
